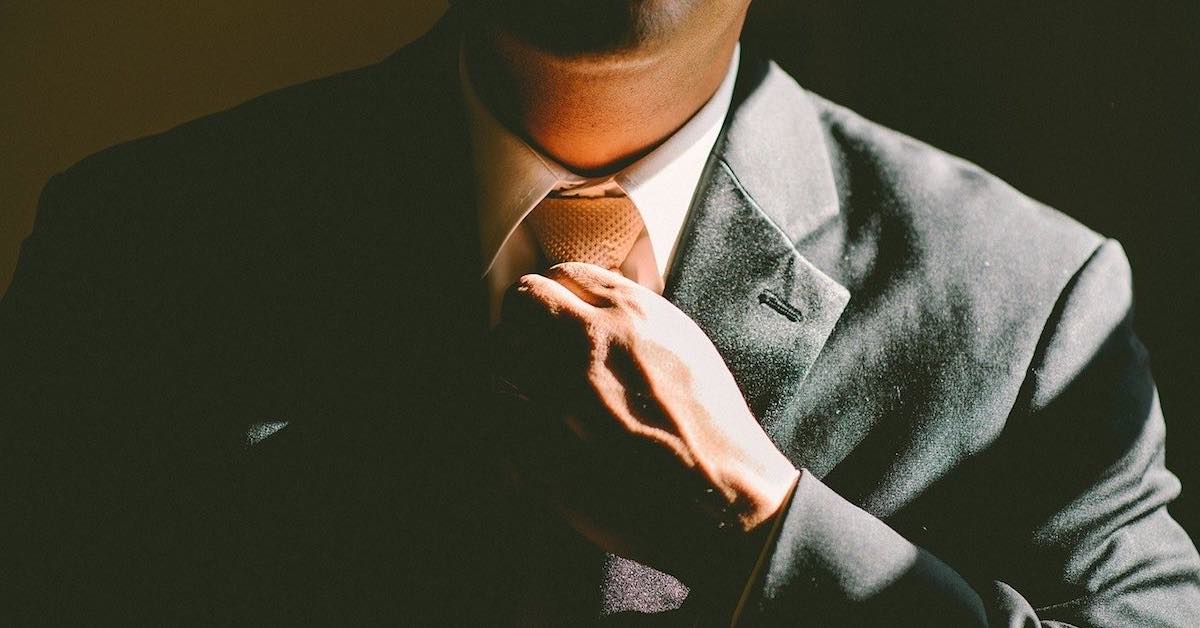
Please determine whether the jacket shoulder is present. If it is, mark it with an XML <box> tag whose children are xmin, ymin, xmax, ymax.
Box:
<box><xmin>38</xmin><ymin>28</ymin><xmax>451</xmax><ymax>233</ymax></box>
<box><xmin>810</xmin><ymin>93</ymin><xmax>1107</xmax><ymax>317</ymax></box>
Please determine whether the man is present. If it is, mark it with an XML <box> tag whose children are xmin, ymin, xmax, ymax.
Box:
<box><xmin>2</xmin><ymin>1</ymin><xmax>1197</xmax><ymax>625</ymax></box>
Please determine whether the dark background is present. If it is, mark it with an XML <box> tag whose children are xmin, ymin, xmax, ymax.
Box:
<box><xmin>3</xmin><ymin>2</ymin><xmax>1197</xmax><ymax>536</ymax></box>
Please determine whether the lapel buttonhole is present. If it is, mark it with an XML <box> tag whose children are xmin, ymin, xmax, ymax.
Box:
<box><xmin>758</xmin><ymin>289</ymin><xmax>805</xmax><ymax>322</ymax></box>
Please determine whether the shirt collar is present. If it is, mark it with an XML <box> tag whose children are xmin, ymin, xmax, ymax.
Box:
<box><xmin>462</xmin><ymin>43</ymin><xmax>741</xmax><ymax>278</ymax></box>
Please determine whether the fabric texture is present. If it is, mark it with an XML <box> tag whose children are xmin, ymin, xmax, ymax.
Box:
<box><xmin>2</xmin><ymin>12</ymin><xmax>1197</xmax><ymax>627</ymax></box>
<box><xmin>526</xmin><ymin>195</ymin><xmax>644</xmax><ymax>270</ymax></box>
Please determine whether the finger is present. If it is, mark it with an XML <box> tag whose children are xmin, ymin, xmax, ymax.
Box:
<box><xmin>488</xmin><ymin>321</ymin><xmax>537</xmax><ymax>390</ymax></box>
<box><xmin>493</xmin><ymin>275</ymin><xmax>596</xmax><ymax>400</ymax></box>
<box><xmin>544</xmin><ymin>262</ymin><xmax>625</xmax><ymax>307</ymax></box>
<box><xmin>500</xmin><ymin>272</ymin><xmax>593</xmax><ymax>325</ymax></box>
<box><xmin>499</xmin><ymin>404</ymin><xmax>592</xmax><ymax>495</ymax></box>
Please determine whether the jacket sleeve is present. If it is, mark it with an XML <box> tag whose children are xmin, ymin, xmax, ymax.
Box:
<box><xmin>736</xmin><ymin>240</ymin><xmax>1200</xmax><ymax>627</ymax></box>
<box><xmin>1</xmin><ymin>171</ymin><xmax>224</xmax><ymax>624</ymax></box>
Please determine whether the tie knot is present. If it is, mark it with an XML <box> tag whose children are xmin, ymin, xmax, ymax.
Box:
<box><xmin>526</xmin><ymin>195</ymin><xmax>644</xmax><ymax>270</ymax></box>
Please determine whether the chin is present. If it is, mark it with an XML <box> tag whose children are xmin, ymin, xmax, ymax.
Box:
<box><xmin>458</xmin><ymin>0</ymin><xmax>738</xmax><ymax>56</ymax></box>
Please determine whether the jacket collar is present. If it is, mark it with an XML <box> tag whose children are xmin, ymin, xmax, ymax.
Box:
<box><xmin>719</xmin><ymin>53</ymin><xmax>842</xmax><ymax>243</ymax></box>
<box><xmin>665</xmin><ymin>52</ymin><xmax>849</xmax><ymax>430</ymax></box>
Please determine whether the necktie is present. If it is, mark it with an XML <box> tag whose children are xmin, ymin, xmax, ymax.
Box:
<box><xmin>526</xmin><ymin>195</ymin><xmax>644</xmax><ymax>269</ymax></box>
<box><xmin>520</xmin><ymin>194</ymin><xmax>691</xmax><ymax>621</ymax></box>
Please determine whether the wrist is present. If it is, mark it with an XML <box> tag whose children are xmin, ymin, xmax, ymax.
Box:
<box><xmin>730</xmin><ymin>458</ymin><xmax>801</xmax><ymax>534</ymax></box>
<box><xmin>692</xmin><ymin>471</ymin><xmax>799</xmax><ymax>627</ymax></box>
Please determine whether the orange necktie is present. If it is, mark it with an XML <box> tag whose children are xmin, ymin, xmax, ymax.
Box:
<box><xmin>525</xmin><ymin>195</ymin><xmax>643</xmax><ymax>270</ymax></box>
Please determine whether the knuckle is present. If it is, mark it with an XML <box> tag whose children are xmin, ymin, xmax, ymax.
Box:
<box><xmin>623</xmin><ymin>294</ymin><xmax>648</xmax><ymax>318</ymax></box>
<box><xmin>610</xmin><ymin>295</ymin><xmax>639</xmax><ymax>319</ymax></box>
<box><xmin>547</xmin><ymin>261</ymin><xmax>587</xmax><ymax>280</ymax></box>
<box><xmin>542</xmin><ymin>264</ymin><xmax>568</xmax><ymax>281</ymax></box>
<box><xmin>581</xmin><ymin>320</ymin><xmax>607</xmax><ymax>352</ymax></box>
<box><xmin>514</xmin><ymin>273</ymin><xmax>542</xmax><ymax>292</ymax></box>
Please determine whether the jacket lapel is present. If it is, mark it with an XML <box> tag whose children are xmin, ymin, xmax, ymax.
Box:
<box><xmin>665</xmin><ymin>53</ymin><xmax>850</xmax><ymax>436</ymax></box>
<box><xmin>599</xmin><ymin>51</ymin><xmax>855</xmax><ymax>621</ymax></box>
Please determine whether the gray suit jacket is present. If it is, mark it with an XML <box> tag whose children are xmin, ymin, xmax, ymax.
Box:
<box><xmin>3</xmin><ymin>15</ymin><xmax>1197</xmax><ymax>627</ymax></box>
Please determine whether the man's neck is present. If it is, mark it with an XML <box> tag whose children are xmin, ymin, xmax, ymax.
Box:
<box><xmin>462</xmin><ymin>20</ymin><xmax>743</xmax><ymax>177</ymax></box>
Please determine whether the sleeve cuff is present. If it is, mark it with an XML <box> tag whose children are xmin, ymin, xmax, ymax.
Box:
<box><xmin>733</xmin><ymin>469</ymin><xmax>988</xmax><ymax>627</ymax></box>
<box><xmin>729</xmin><ymin>472</ymin><xmax>799</xmax><ymax>627</ymax></box>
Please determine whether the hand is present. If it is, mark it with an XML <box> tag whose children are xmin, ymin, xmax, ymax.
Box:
<box><xmin>491</xmin><ymin>262</ymin><xmax>799</xmax><ymax>588</ymax></box>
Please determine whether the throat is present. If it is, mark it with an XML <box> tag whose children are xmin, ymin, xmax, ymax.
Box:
<box><xmin>463</xmin><ymin>28</ymin><xmax>739</xmax><ymax>176</ymax></box>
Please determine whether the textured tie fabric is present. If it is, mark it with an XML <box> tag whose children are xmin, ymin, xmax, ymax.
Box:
<box><xmin>526</xmin><ymin>195</ymin><xmax>644</xmax><ymax>270</ymax></box>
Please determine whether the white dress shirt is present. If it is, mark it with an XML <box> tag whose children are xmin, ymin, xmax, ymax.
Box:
<box><xmin>461</xmin><ymin>45</ymin><xmax>741</xmax><ymax>323</ymax></box>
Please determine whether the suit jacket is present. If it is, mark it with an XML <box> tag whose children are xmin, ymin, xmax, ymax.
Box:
<box><xmin>3</xmin><ymin>15</ymin><xmax>1198</xmax><ymax>627</ymax></box>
